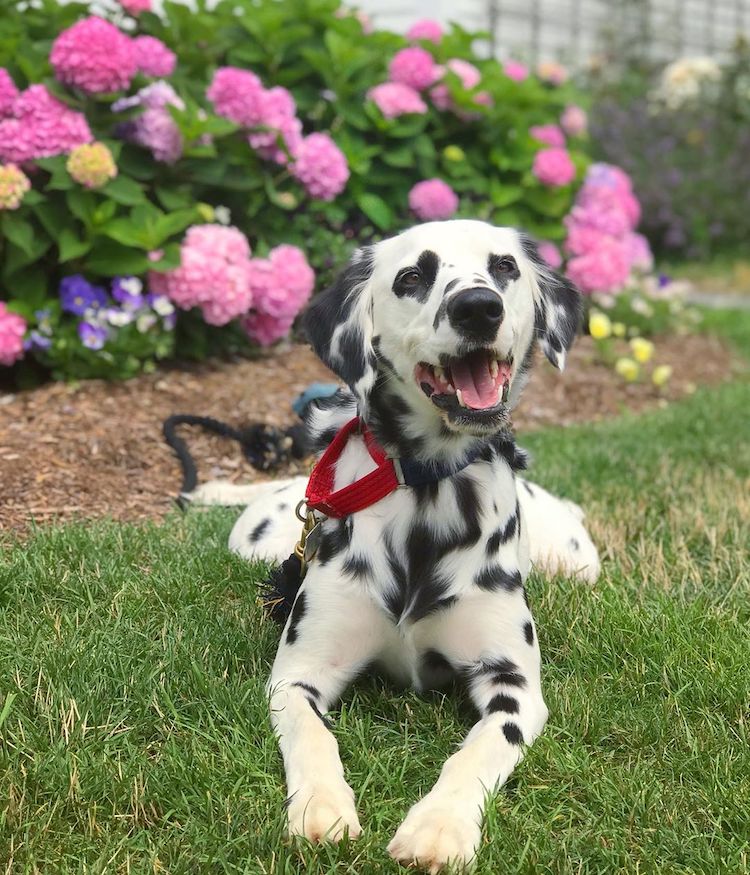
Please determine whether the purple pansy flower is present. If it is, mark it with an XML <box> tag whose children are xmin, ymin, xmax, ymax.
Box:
<box><xmin>78</xmin><ymin>321</ymin><xmax>109</xmax><ymax>350</ymax></box>
<box><xmin>24</xmin><ymin>331</ymin><xmax>52</xmax><ymax>352</ymax></box>
<box><xmin>112</xmin><ymin>276</ymin><xmax>145</xmax><ymax>310</ymax></box>
<box><xmin>60</xmin><ymin>275</ymin><xmax>108</xmax><ymax>316</ymax></box>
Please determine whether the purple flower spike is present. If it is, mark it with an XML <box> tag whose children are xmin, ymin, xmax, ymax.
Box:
<box><xmin>60</xmin><ymin>275</ymin><xmax>108</xmax><ymax>316</ymax></box>
<box><xmin>78</xmin><ymin>321</ymin><xmax>109</xmax><ymax>350</ymax></box>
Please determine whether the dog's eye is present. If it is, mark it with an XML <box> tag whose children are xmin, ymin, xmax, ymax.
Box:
<box><xmin>493</xmin><ymin>257</ymin><xmax>517</xmax><ymax>274</ymax></box>
<box><xmin>400</xmin><ymin>270</ymin><xmax>420</xmax><ymax>286</ymax></box>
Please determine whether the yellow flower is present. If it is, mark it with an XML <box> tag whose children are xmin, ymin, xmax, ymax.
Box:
<box><xmin>589</xmin><ymin>311</ymin><xmax>612</xmax><ymax>340</ymax></box>
<box><xmin>612</xmin><ymin>321</ymin><xmax>626</xmax><ymax>337</ymax></box>
<box><xmin>443</xmin><ymin>145</ymin><xmax>466</xmax><ymax>162</ymax></box>
<box><xmin>652</xmin><ymin>365</ymin><xmax>673</xmax><ymax>387</ymax></box>
<box><xmin>196</xmin><ymin>203</ymin><xmax>215</xmax><ymax>222</ymax></box>
<box><xmin>0</xmin><ymin>163</ymin><xmax>31</xmax><ymax>210</ymax></box>
<box><xmin>630</xmin><ymin>337</ymin><xmax>654</xmax><ymax>363</ymax></box>
<box><xmin>66</xmin><ymin>142</ymin><xmax>117</xmax><ymax>189</ymax></box>
<box><xmin>615</xmin><ymin>357</ymin><xmax>639</xmax><ymax>382</ymax></box>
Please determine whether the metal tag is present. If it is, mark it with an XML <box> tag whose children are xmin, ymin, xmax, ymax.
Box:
<box><xmin>303</xmin><ymin>522</ymin><xmax>323</xmax><ymax>563</ymax></box>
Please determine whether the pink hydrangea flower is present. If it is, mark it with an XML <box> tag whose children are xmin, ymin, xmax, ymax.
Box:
<box><xmin>114</xmin><ymin>81</ymin><xmax>184</xmax><ymax>163</ymax></box>
<box><xmin>0</xmin><ymin>163</ymin><xmax>31</xmax><ymax>209</ymax></box>
<box><xmin>561</xmin><ymin>104</ymin><xmax>587</xmax><ymax>137</ymax></box>
<box><xmin>206</xmin><ymin>67</ymin><xmax>265</xmax><ymax>127</ymax></box>
<box><xmin>242</xmin><ymin>244</ymin><xmax>315</xmax><ymax>346</ymax></box>
<box><xmin>133</xmin><ymin>36</ymin><xmax>176</xmax><ymax>78</ymax></box>
<box><xmin>408</xmin><ymin>178</ymin><xmax>459</xmax><ymax>220</ymax></box>
<box><xmin>564</xmin><ymin>222</ymin><xmax>612</xmax><ymax>257</ymax></box>
<box><xmin>0</xmin><ymin>302</ymin><xmax>26</xmax><ymax>366</ymax></box>
<box><xmin>530</xmin><ymin>124</ymin><xmax>565</xmax><ymax>147</ymax></box>
<box><xmin>0</xmin><ymin>68</ymin><xmax>19</xmax><ymax>116</ymax></box>
<box><xmin>0</xmin><ymin>85</ymin><xmax>92</xmax><ymax>163</ymax></box>
<box><xmin>247</xmin><ymin>86</ymin><xmax>302</xmax><ymax>164</ymax></box>
<box><xmin>50</xmin><ymin>17</ymin><xmax>137</xmax><ymax>95</ymax></box>
<box><xmin>389</xmin><ymin>47</ymin><xmax>440</xmax><ymax>91</ymax></box>
<box><xmin>406</xmin><ymin>19</ymin><xmax>443</xmax><ymax>43</ymax></box>
<box><xmin>623</xmin><ymin>232</ymin><xmax>653</xmax><ymax>271</ymax></box>
<box><xmin>430</xmin><ymin>59</ymin><xmax>482</xmax><ymax>111</ymax></box>
<box><xmin>503</xmin><ymin>60</ymin><xmax>528</xmax><ymax>82</ymax></box>
<box><xmin>120</xmin><ymin>0</ymin><xmax>151</xmax><ymax>13</ymax></box>
<box><xmin>532</xmin><ymin>147</ymin><xmax>576</xmax><ymax>187</ymax></box>
<box><xmin>151</xmin><ymin>224</ymin><xmax>254</xmax><ymax>326</ymax></box>
<box><xmin>566</xmin><ymin>238</ymin><xmax>631</xmax><ymax>294</ymax></box>
<box><xmin>291</xmin><ymin>132</ymin><xmax>350</xmax><ymax>201</ymax></box>
<box><xmin>537</xmin><ymin>61</ymin><xmax>568</xmax><ymax>86</ymax></box>
<box><xmin>537</xmin><ymin>241</ymin><xmax>562</xmax><ymax>269</ymax></box>
<box><xmin>368</xmin><ymin>81</ymin><xmax>427</xmax><ymax>118</ymax></box>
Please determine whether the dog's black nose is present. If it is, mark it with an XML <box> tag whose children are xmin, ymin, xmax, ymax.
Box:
<box><xmin>447</xmin><ymin>287</ymin><xmax>503</xmax><ymax>340</ymax></box>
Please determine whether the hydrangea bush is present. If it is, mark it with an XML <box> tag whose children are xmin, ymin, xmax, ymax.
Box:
<box><xmin>0</xmin><ymin>0</ymin><xmax>649</xmax><ymax>386</ymax></box>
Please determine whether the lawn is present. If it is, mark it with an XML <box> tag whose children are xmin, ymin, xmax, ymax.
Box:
<box><xmin>1</xmin><ymin>313</ymin><xmax>749</xmax><ymax>873</ymax></box>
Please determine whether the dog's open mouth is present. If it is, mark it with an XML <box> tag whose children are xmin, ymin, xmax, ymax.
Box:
<box><xmin>415</xmin><ymin>349</ymin><xmax>513</xmax><ymax>412</ymax></box>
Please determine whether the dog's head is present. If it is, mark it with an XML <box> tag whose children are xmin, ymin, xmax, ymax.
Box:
<box><xmin>304</xmin><ymin>220</ymin><xmax>581</xmax><ymax>446</ymax></box>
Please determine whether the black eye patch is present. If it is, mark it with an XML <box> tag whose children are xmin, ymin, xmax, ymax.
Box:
<box><xmin>488</xmin><ymin>254</ymin><xmax>520</xmax><ymax>285</ymax></box>
<box><xmin>393</xmin><ymin>250</ymin><xmax>439</xmax><ymax>302</ymax></box>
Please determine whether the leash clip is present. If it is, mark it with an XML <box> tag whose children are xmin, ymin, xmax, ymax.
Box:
<box><xmin>294</xmin><ymin>500</ymin><xmax>323</xmax><ymax>576</ymax></box>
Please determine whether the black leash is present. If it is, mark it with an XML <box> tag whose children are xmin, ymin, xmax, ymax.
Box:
<box><xmin>163</xmin><ymin>414</ymin><xmax>309</xmax><ymax>508</ymax></box>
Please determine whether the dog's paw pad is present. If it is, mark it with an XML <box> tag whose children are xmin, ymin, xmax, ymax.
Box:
<box><xmin>287</xmin><ymin>782</ymin><xmax>361</xmax><ymax>843</ymax></box>
<box><xmin>388</xmin><ymin>804</ymin><xmax>480</xmax><ymax>873</ymax></box>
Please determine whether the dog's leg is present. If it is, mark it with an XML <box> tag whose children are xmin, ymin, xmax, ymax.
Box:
<box><xmin>389</xmin><ymin>590</ymin><xmax>547</xmax><ymax>872</ymax></box>
<box><xmin>269</xmin><ymin>575</ymin><xmax>393</xmax><ymax>843</ymax></box>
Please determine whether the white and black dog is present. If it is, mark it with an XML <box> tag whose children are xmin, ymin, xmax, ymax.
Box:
<box><xmin>191</xmin><ymin>220</ymin><xmax>600</xmax><ymax>871</ymax></box>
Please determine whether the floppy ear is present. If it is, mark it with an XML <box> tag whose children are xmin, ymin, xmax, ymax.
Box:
<box><xmin>303</xmin><ymin>246</ymin><xmax>377</xmax><ymax>411</ymax></box>
<box><xmin>521</xmin><ymin>234</ymin><xmax>582</xmax><ymax>371</ymax></box>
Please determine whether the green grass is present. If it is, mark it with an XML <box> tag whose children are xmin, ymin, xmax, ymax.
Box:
<box><xmin>2</xmin><ymin>322</ymin><xmax>750</xmax><ymax>873</ymax></box>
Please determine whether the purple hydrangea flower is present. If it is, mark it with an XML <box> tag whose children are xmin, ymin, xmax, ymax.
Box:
<box><xmin>78</xmin><ymin>321</ymin><xmax>109</xmax><ymax>350</ymax></box>
<box><xmin>60</xmin><ymin>275</ymin><xmax>108</xmax><ymax>316</ymax></box>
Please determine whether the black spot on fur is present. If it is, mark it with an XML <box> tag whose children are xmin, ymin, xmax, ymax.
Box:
<box><xmin>418</xmin><ymin>250</ymin><xmax>439</xmax><ymax>288</ymax></box>
<box><xmin>522</xmin><ymin>480</ymin><xmax>534</xmax><ymax>497</ymax></box>
<box><xmin>292</xmin><ymin>681</ymin><xmax>320</xmax><ymax>699</ymax></box>
<box><xmin>444</xmin><ymin>278</ymin><xmax>459</xmax><ymax>294</ymax></box>
<box><xmin>473</xmin><ymin>657</ymin><xmax>526</xmax><ymax>689</ymax></box>
<box><xmin>487</xmin><ymin>693</ymin><xmax>519</xmax><ymax>715</ymax></box>
<box><xmin>278</xmin><ymin>502</ymin><xmax>289</xmax><ymax>512</ymax></box>
<box><xmin>249</xmin><ymin>518</ymin><xmax>271</xmax><ymax>543</ymax></box>
<box><xmin>503</xmin><ymin>722</ymin><xmax>524</xmax><ymax>745</ymax></box>
<box><xmin>569</xmin><ymin>537</ymin><xmax>580</xmax><ymax>551</ymax></box>
<box><xmin>286</xmin><ymin>591</ymin><xmax>307</xmax><ymax>644</ymax></box>
<box><xmin>523</xmin><ymin>621</ymin><xmax>534</xmax><ymax>645</ymax></box>
<box><xmin>306</xmin><ymin>696</ymin><xmax>333</xmax><ymax>729</ymax></box>
<box><xmin>423</xmin><ymin>649</ymin><xmax>453</xmax><ymax>673</ymax></box>
<box><xmin>317</xmin><ymin>518</ymin><xmax>351</xmax><ymax>566</ymax></box>
<box><xmin>343</xmin><ymin>554</ymin><xmax>371</xmax><ymax>579</ymax></box>
<box><xmin>474</xmin><ymin>564</ymin><xmax>522</xmax><ymax>592</ymax></box>
<box><xmin>485</xmin><ymin>512</ymin><xmax>518</xmax><ymax>555</ymax></box>
<box><xmin>392</xmin><ymin>250</ymin><xmax>439</xmax><ymax>303</ymax></box>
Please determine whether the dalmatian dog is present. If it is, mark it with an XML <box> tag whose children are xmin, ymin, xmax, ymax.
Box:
<box><xmin>189</xmin><ymin>220</ymin><xmax>600</xmax><ymax>872</ymax></box>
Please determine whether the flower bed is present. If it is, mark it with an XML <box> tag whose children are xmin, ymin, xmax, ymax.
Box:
<box><xmin>1</xmin><ymin>0</ymin><xmax>656</xmax><ymax>387</ymax></box>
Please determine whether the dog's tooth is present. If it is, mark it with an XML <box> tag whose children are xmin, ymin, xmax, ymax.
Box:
<box><xmin>456</xmin><ymin>388</ymin><xmax>466</xmax><ymax>407</ymax></box>
<box><xmin>490</xmin><ymin>359</ymin><xmax>499</xmax><ymax>380</ymax></box>
<box><xmin>434</xmin><ymin>366</ymin><xmax>446</xmax><ymax>384</ymax></box>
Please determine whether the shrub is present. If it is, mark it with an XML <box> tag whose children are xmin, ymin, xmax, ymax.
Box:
<box><xmin>0</xmin><ymin>0</ymin><xmax>631</xmax><ymax>387</ymax></box>
<box><xmin>589</xmin><ymin>43</ymin><xmax>750</xmax><ymax>260</ymax></box>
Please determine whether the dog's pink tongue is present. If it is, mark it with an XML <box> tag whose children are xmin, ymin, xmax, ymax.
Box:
<box><xmin>450</xmin><ymin>353</ymin><xmax>497</xmax><ymax>409</ymax></box>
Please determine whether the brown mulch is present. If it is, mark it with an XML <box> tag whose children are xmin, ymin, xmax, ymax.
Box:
<box><xmin>0</xmin><ymin>333</ymin><xmax>742</xmax><ymax>533</ymax></box>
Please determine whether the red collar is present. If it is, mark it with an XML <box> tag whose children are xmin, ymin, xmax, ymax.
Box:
<box><xmin>305</xmin><ymin>418</ymin><xmax>399</xmax><ymax>518</ymax></box>
<box><xmin>305</xmin><ymin>416</ymin><xmax>489</xmax><ymax>518</ymax></box>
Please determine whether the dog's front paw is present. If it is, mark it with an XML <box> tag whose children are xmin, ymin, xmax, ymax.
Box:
<box><xmin>388</xmin><ymin>799</ymin><xmax>481</xmax><ymax>873</ymax></box>
<box><xmin>286</xmin><ymin>780</ymin><xmax>362</xmax><ymax>843</ymax></box>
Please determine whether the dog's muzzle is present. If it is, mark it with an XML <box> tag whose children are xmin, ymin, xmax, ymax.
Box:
<box><xmin>447</xmin><ymin>287</ymin><xmax>503</xmax><ymax>343</ymax></box>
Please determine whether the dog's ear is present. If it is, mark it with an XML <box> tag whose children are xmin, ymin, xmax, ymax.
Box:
<box><xmin>520</xmin><ymin>233</ymin><xmax>582</xmax><ymax>371</ymax></box>
<box><xmin>303</xmin><ymin>246</ymin><xmax>377</xmax><ymax>411</ymax></box>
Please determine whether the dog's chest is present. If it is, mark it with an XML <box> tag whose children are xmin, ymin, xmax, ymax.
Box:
<box><xmin>315</xmin><ymin>441</ymin><xmax>524</xmax><ymax>627</ymax></box>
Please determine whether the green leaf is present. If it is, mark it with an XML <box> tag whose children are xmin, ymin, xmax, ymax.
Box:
<box><xmin>65</xmin><ymin>189</ymin><xmax>96</xmax><ymax>226</ymax></box>
<box><xmin>32</xmin><ymin>200</ymin><xmax>69</xmax><ymax>240</ymax></box>
<box><xmin>356</xmin><ymin>193</ymin><xmax>394</xmax><ymax>231</ymax></box>
<box><xmin>155</xmin><ymin>186</ymin><xmax>192</xmax><ymax>211</ymax></box>
<box><xmin>58</xmin><ymin>228</ymin><xmax>92</xmax><ymax>262</ymax></box>
<box><xmin>489</xmin><ymin>181</ymin><xmax>524</xmax><ymax>208</ymax></box>
<box><xmin>103</xmin><ymin>176</ymin><xmax>146</xmax><ymax>206</ymax></box>
<box><xmin>84</xmin><ymin>240</ymin><xmax>150</xmax><ymax>277</ymax></box>
<box><xmin>1</xmin><ymin>215</ymin><xmax>35</xmax><ymax>255</ymax></box>
<box><xmin>5</xmin><ymin>266</ymin><xmax>48</xmax><ymax>307</ymax></box>
<box><xmin>100</xmin><ymin>218</ymin><xmax>152</xmax><ymax>249</ymax></box>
